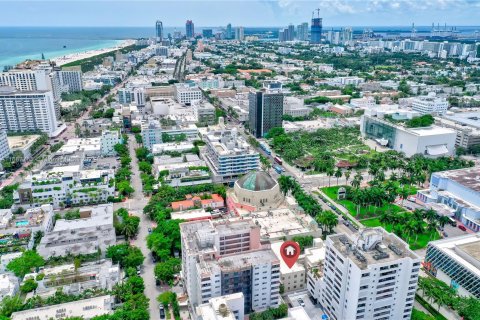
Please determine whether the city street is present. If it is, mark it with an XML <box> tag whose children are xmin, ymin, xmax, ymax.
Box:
<box><xmin>113</xmin><ymin>136</ymin><xmax>160</xmax><ymax>319</ymax></box>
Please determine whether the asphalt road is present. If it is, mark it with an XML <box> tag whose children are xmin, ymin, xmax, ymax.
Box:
<box><xmin>113</xmin><ymin>136</ymin><xmax>160</xmax><ymax>320</ymax></box>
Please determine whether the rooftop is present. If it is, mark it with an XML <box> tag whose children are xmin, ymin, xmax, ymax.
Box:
<box><xmin>53</xmin><ymin>204</ymin><xmax>113</xmax><ymax>232</ymax></box>
<box><xmin>329</xmin><ymin>227</ymin><xmax>420</xmax><ymax>270</ymax></box>
<box><xmin>444</xmin><ymin>112</ymin><xmax>480</xmax><ymax>129</ymax></box>
<box><xmin>243</xmin><ymin>208</ymin><xmax>318</xmax><ymax>240</ymax></box>
<box><xmin>236</xmin><ymin>171</ymin><xmax>277</xmax><ymax>191</ymax></box>
<box><xmin>201</xmin><ymin>248</ymin><xmax>279</xmax><ymax>274</ymax></box>
<box><xmin>434</xmin><ymin>167</ymin><xmax>480</xmax><ymax>193</ymax></box>
<box><xmin>11</xmin><ymin>295</ymin><xmax>113</xmax><ymax>320</ymax></box>
<box><xmin>428</xmin><ymin>233</ymin><xmax>480</xmax><ymax>277</ymax></box>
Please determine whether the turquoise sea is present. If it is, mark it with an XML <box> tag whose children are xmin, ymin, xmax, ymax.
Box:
<box><xmin>1</xmin><ymin>25</ymin><xmax>479</xmax><ymax>70</ymax></box>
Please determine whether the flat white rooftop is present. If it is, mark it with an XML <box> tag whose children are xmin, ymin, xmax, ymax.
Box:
<box><xmin>11</xmin><ymin>295</ymin><xmax>113</xmax><ymax>320</ymax></box>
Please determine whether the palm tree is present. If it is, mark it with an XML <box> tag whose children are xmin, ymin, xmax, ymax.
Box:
<box><xmin>121</xmin><ymin>221</ymin><xmax>137</xmax><ymax>240</ymax></box>
<box><xmin>334</xmin><ymin>169</ymin><xmax>342</xmax><ymax>186</ymax></box>
<box><xmin>344</xmin><ymin>170</ymin><xmax>352</xmax><ymax>185</ymax></box>
<box><xmin>326</xmin><ymin>168</ymin><xmax>335</xmax><ymax>187</ymax></box>
<box><xmin>399</xmin><ymin>187</ymin><xmax>410</xmax><ymax>206</ymax></box>
<box><xmin>438</xmin><ymin>215</ymin><xmax>450</xmax><ymax>228</ymax></box>
<box><xmin>278</xmin><ymin>175</ymin><xmax>294</xmax><ymax>196</ymax></box>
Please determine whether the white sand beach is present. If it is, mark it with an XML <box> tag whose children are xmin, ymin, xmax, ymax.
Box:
<box><xmin>53</xmin><ymin>39</ymin><xmax>136</xmax><ymax>66</ymax></box>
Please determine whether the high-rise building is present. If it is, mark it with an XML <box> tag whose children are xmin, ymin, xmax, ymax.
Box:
<box><xmin>180</xmin><ymin>219</ymin><xmax>281</xmax><ymax>313</ymax></box>
<box><xmin>248</xmin><ymin>82</ymin><xmax>284</xmax><ymax>138</ymax></box>
<box><xmin>235</xmin><ymin>27</ymin><xmax>244</xmax><ymax>41</ymax></box>
<box><xmin>0</xmin><ymin>130</ymin><xmax>10</xmax><ymax>164</ymax></box>
<box><xmin>297</xmin><ymin>22</ymin><xmax>309</xmax><ymax>41</ymax></box>
<box><xmin>186</xmin><ymin>20</ymin><xmax>195</xmax><ymax>38</ymax></box>
<box><xmin>58</xmin><ymin>67</ymin><xmax>83</xmax><ymax>92</ymax></box>
<box><xmin>202</xmin><ymin>29</ymin><xmax>213</xmax><ymax>38</ymax></box>
<box><xmin>0</xmin><ymin>87</ymin><xmax>59</xmax><ymax>137</ymax></box>
<box><xmin>318</xmin><ymin>228</ymin><xmax>421</xmax><ymax>320</ymax></box>
<box><xmin>310</xmin><ymin>10</ymin><xmax>323</xmax><ymax>44</ymax></box>
<box><xmin>155</xmin><ymin>20</ymin><xmax>163</xmax><ymax>43</ymax></box>
<box><xmin>288</xmin><ymin>24</ymin><xmax>295</xmax><ymax>41</ymax></box>
<box><xmin>226</xmin><ymin>23</ymin><xmax>233</xmax><ymax>39</ymax></box>
<box><xmin>156</xmin><ymin>20</ymin><xmax>163</xmax><ymax>43</ymax></box>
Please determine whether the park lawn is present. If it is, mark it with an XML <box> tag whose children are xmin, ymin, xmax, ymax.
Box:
<box><xmin>361</xmin><ymin>218</ymin><xmax>440</xmax><ymax>250</ymax></box>
<box><xmin>322</xmin><ymin>186</ymin><xmax>404</xmax><ymax>217</ymax></box>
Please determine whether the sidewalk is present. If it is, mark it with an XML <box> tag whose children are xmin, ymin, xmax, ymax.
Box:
<box><xmin>315</xmin><ymin>188</ymin><xmax>362</xmax><ymax>228</ymax></box>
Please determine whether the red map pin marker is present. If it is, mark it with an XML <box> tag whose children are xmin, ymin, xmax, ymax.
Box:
<box><xmin>280</xmin><ymin>241</ymin><xmax>300</xmax><ymax>269</ymax></box>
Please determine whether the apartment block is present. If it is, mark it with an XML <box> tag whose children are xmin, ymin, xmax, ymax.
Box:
<box><xmin>0</xmin><ymin>130</ymin><xmax>10</xmax><ymax>164</ymax></box>
<box><xmin>202</xmin><ymin>128</ymin><xmax>259</xmax><ymax>182</ymax></box>
<box><xmin>11</xmin><ymin>295</ymin><xmax>114</xmax><ymax>320</ymax></box>
<box><xmin>14</xmin><ymin>169</ymin><xmax>115</xmax><ymax>209</ymax></box>
<box><xmin>37</xmin><ymin>204</ymin><xmax>116</xmax><ymax>258</ymax></box>
<box><xmin>0</xmin><ymin>87</ymin><xmax>60</xmax><ymax>137</ymax></box>
<box><xmin>175</xmin><ymin>83</ymin><xmax>203</xmax><ymax>105</ymax></box>
<box><xmin>412</xmin><ymin>93</ymin><xmax>449</xmax><ymax>115</ymax></box>
<box><xmin>141</xmin><ymin>119</ymin><xmax>199</xmax><ymax>150</ymax></box>
<box><xmin>318</xmin><ymin>228</ymin><xmax>421</xmax><ymax>320</ymax></box>
<box><xmin>180</xmin><ymin>219</ymin><xmax>280</xmax><ymax>313</ymax></box>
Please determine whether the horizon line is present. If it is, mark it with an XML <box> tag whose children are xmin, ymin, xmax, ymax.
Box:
<box><xmin>1</xmin><ymin>25</ymin><xmax>480</xmax><ymax>28</ymax></box>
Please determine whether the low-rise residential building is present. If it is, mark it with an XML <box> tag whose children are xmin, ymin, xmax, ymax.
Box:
<box><xmin>14</xmin><ymin>169</ymin><xmax>115</xmax><ymax>209</ymax></box>
<box><xmin>152</xmin><ymin>141</ymin><xmax>194</xmax><ymax>155</ymax></box>
<box><xmin>101</xmin><ymin>130</ymin><xmax>121</xmax><ymax>156</ymax></box>
<box><xmin>37</xmin><ymin>204</ymin><xmax>116</xmax><ymax>258</ymax></box>
<box><xmin>271</xmin><ymin>241</ymin><xmax>306</xmax><ymax>293</ymax></box>
<box><xmin>192</xmin><ymin>99</ymin><xmax>216</xmax><ymax>125</ymax></box>
<box><xmin>171</xmin><ymin>193</ymin><xmax>224</xmax><ymax>211</ymax></box>
<box><xmin>141</xmin><ymin>119</ymin><xmax>199</xmax><ymax>150</ymax></box>
<box><xmin>0</xmin><ymin>205</ymin><xmax>55</xmax><ymax>243</ymax></box>
<box><xmin>203</xmin><ymin>128</ymin><xmax>259</xmax><ymax>182</ymax></box>
<box><xmin>195</xmin><ymin>293</ymin><xmax>245</xmax><ymax>320</ymax></box>
<box><xmin>361</xmin><ymin>111</ymin><xmax>456</xmax><ymax>157</ymax></box>
<box><xmin>0</xmin><ymin>273</ymin><xmax>19</xmax><ymax>300</ymax></box>
<box><xmin>174</xmin><ymin>83</ymin><xmax>203</xmax><ymax>104</ymax></box>
<box><xmin>7</xmin><ymin>134</ymin><xmax>42</xmax><ymax>161</ymax></box>
<box><xmin>423</xmin><ymin>233</ymin><xmax>480</xmax><ymax>298</ymax></box>
<box><xmin>0</xmin><ymin>252</ymin><xmax>22</xmax><ymax>273</ymax></box>
<box><xmin>11</xmin><ymin>295</ymin><xmax>114</xmax><ymax>320</ymax></box>
<box><xmin>417</xmin><ymin>167</ymin><xmax>480</xmax><ymax>232</ymax></box>
<box><xmin>22</xmin><ymin>259</ymin><xmax>120</xmax><ymax>297</ymax></box>
<box><xmin>283</xmin><ymin>97</ymin><xmax>311</xmax><ymax>118</ymax></box>
<box><xmin>154</xmin><ymin>154</ymin><xmax>212</xmax><ymax>187</ymax></box>
<box><xmin>412</xmin><ymin>93</ymin><xmax>449</xmax><ymax>115</ymax></box>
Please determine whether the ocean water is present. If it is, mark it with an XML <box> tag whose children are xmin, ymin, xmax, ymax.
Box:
<box><xmin>1</xmin><ymin>26</ymin><xmax>479</xmax><ymax>70</ymax></box>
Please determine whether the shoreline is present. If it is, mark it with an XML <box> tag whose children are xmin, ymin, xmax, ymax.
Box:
<box><xmin>53</xmin><ymin>39</ymin><xmax>136</xmax><ymax>66</ymax></box>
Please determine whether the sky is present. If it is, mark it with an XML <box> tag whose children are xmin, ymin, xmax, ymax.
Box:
<box><xmin>0</xmin><ymin>0</ymin><xmax>479</xmax><ymax>27</ymax></box>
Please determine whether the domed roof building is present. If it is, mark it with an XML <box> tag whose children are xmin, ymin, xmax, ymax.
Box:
<box><xmin>227</xmin><ymin>171</ymin><xmax>284</xmax><ymax>213</ymax></box>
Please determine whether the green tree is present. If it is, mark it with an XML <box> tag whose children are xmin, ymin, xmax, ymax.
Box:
<box><xmin>154</xmin><ymin>258</ymin><xmax>181</xmax><ymax>285</ymax></box>
<box><xmin>20</xmin><ymin>278</ymin><xmax>38</xmax><ymax>293</ymax></box>
<box><xmin>7</xmin><ymin>250</ymin><xmax>45</xmax><ymax>278</ymax></box>
<box><xmin>106</xmin><ymin>244</ymin><xmax>144</xmax><ymax>269</ymax></box>
<box><xmin>0</xmin><ymin>295</ymin><xmax>23</xmax><ymax>317</ymax></box>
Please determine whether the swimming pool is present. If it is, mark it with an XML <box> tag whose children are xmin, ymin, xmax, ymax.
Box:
<box><xmin>15</xmin><ymin>220</ymin><xmax>29</xmax><ymax>227</ymax></box>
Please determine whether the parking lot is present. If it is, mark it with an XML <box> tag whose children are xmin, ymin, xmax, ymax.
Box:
<box><xmin>287</xmin><ymin>291</ymin><xmax>328</xmax><ymax>320</ymax></box>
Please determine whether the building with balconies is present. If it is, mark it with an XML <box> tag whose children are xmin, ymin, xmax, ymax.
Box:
<box><xmin>202</xmin><ymin>128</ymin><xmax>259</xmax><ymax>182</ymax></box>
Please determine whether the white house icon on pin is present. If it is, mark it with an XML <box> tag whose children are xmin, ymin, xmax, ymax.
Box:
<box><xmin>285</xmin><ymin>245</ymin><xmax>296</xmax><ymax>256</ymax></box>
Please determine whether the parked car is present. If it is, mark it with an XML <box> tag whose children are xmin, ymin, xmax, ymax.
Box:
<box><xmin>458</xmin><ymin>225</ymin><xmax>467</xmax><ymax>231</ymax></box>
<box><xmin>148</xmin><ymin>228</ymin><xmax>152</xmax><ymax>233</ymax></box>
<box><xmin>159</xmin><ymin>306</ymin><xmax>165</xmax><ymax>319</ymax></box>
<box><xmin>297</xmin><ymin>298</ymin><xmax>305</xmax><ymax>307</ymax></box>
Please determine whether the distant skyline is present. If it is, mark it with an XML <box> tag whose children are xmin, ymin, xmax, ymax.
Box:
<box><xmin>1</xmin><ymin>0</ymin><xmax>480</xmax><ymax>27</ymax></box>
